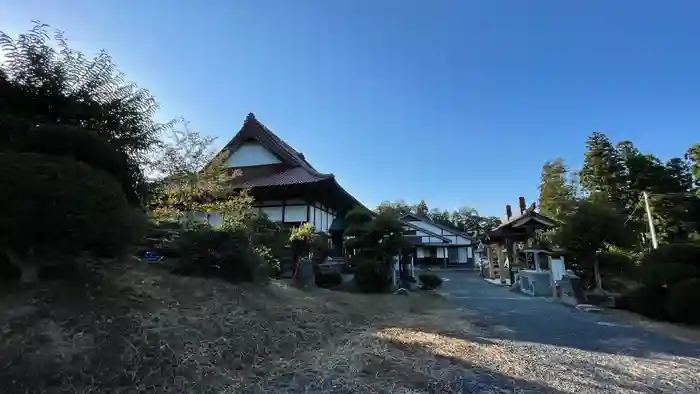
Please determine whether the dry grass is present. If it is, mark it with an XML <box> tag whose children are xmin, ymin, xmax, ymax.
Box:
<box><xmin>0</xmin><ymin>260</ymin><xmax>496</xmax><ymax>393</ymax></box>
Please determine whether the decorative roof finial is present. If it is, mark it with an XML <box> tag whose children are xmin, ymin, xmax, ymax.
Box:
<box><xmin>246</xmin><ymin>112</ymin><xmax>256</xmax><ymax>121</ymax></box>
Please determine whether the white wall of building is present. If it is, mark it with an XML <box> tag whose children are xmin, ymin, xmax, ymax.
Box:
<box><xmin>225</xmin><ymin>142</ymin><xmax>282</xmax><ymax>167</ymax></box>
<box><xmin>405</xmin><ymin>219</ymin><xmax>473</xmax><ymax>246</ymax></box>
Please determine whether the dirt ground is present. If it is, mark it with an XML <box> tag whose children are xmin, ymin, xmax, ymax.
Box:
<box><xmin>0</xmin><ymin>260</ymin><xmax>526</xmax><ymax>393</ymax></box>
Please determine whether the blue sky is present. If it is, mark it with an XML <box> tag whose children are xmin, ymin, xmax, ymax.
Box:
<box><xmin>2</xmin><ymin>1</ymin><xmax>699</xmax><ymax>217</ymax></box>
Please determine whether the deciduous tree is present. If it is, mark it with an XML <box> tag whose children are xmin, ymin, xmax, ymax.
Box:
<box><xmin>0</xmin><ymin>22</ymin><xmax>170</xmax><ymax>203</ymax></box>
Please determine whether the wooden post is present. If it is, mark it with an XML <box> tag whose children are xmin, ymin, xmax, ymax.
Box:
<box><xmin>498</xmin><ymin>246</ymin><xmax>508</xmax><ymax>284</ymax></box>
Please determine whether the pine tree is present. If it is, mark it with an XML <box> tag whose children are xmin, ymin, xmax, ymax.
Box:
<box><xmin>579</xmin><ymin>132</ymin><xmax>627</xmax><ymax>206</ymax></box>
<box><xmin>415</xmin><ymin>200</ymin><xmax>429</xmax><ymax>216</ymax></box>
<box><xmin>538</xmin><ymin>158</ymin><xmax>576</xmax><ymax>221</ymax></box>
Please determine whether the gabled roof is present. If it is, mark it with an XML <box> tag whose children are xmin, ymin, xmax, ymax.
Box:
<box><xmin>213</xmin><ymin>113</ymin><xmax>366</xmax><ymax>211</ymax></box>
<box><xmin>401</xmin><ymin>220</ymin><xmax>451</xmax><ymax>243</ymax></box>
<box><xmin>400</xmin><ymin>213</ymin><xmax>476</xmax><ymax>241</ymax></box>
<box><xmin>219</xmin><ymin>113</ymin><xmax>320</xmax><ymax>174</ymax></box>
<box><xmin>490</xmin><ymin>208</ymin><xmax>558</xmax><ymax>233</ymax></box>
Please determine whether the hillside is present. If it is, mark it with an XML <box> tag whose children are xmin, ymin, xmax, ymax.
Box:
<box><xmin>1</xmin><ymin>260</ymin><xmax>491</xmax><ymax>393</ymax></box>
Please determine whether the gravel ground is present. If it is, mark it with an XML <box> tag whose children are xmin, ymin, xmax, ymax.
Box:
<box><xmin>436</xmin><ymin>271</ymin><xmax>700</xmax><ymax>393</ymax></box>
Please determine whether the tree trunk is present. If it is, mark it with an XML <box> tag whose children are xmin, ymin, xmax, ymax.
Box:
<box><xmin>5</xmin><ymin>250</ymin><xmax>40</xmax><ymax>283</ymax></box>
<box><xmin>592</xmin><ymin>256</ymin><xmax>604</xmax><ymax>294</ymax></box>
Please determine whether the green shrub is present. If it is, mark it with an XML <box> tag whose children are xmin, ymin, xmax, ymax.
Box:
<box><xmin>316</xmin><ymin>271</ymin><xmax>343</xmax><ymax>288</ymax></box>
<box><xmin>171</xmin><ymin>227</ymin><xmax>266</xmax><ymax>283</ymax></box>
<box><xmin>4</xmin><ymin>124</ymin><xmax>141</xmax><ymax>205</ymax></box>
<box><xmin>354</xmin><ymin>260</ymin><xmax>390</xmax><ymax>293</ymax></box>
<box><xmin>615</xmin><ymin>285</ymin><xmax>669</xmax><ymax>320</ymax></box>
<box><xmin>598</xmin><ymin>250</ymin><xmax>636</xmax><ymax>276</ymax></box>
<box><xmin>666</xmin><ymin>278</ymin><xmax>700</xmax><ymax>324</ymax></box>
<box><xmin>419</xmin><ymin>273</ymin><xmax>443</xmax><ymax>290</ymax></box>
<box><xmin>0</xmin><ymin>153</ymin><xmax>145</xmax><ymax>282</ymax></box>
<box><xmin>640</xmin><ymin>243</ymin><xmax>700</xmax><ymax>286</ymax></box>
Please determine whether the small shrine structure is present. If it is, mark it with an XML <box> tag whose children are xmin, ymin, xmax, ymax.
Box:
<box><xmin>484</xmin><ymin>197</ymin><xmax>559</xmax><ymax>287</ymax></box>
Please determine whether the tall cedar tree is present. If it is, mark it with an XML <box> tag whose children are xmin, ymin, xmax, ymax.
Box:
<box><xmin>415</xmin><ymin>200</ymin><xmax>429</xmax><ymax>216</ymax></box>
<box><xmin>579</xmin><ymin>132</ymin><xmax>627</xmax><ymax>206</ymax></box>
<box><xmin>618</xmin><ymin>141</ymin><xmax>699</xmax><ymax>243</ymax></box>
<box><xmin>538</xmin><ymin>158</ymin><xmax>577</xmax><ymax>222</ymax></box>
<box><xmin>0</xmin><ymin>22</ymin><xmax>170</xmax><ymax>204</ymax></box>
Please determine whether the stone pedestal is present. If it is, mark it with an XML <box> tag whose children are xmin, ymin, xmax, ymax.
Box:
<box><xmin>293</xmin><ymin>257</ymin><xmax>316</xmax><ymax>290</ymax></box>
<box><xmin>559</xmin><ymin>272</ymin><xmax>586</xmax><ymax>306</ymax></box>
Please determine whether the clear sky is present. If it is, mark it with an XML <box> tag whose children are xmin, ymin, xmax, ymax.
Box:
<box><xmin>2</xmin><ymin>1</ymin><xmax>699</xmax><ymax>217</ymax></box>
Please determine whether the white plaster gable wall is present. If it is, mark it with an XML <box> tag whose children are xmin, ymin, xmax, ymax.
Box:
<box><xmin>225</xmin><ymin>142</ymin><xmax>282</xmax><ymax>167</ymax></box>
<box><xmin>406</xmin><ymin>219</ymin><xmax>473</xmax><ymax>246</ymax></box>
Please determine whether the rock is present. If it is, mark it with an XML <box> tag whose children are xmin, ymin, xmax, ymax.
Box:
<box><xmin>293</xmin><ymin>257</ymin><xmax>316</xmax><ymax>290</ymax></box>
<box><xmin>394</xmin><ymin>288</ymin><xmax>410</xmax><ymax>296</ymax></box>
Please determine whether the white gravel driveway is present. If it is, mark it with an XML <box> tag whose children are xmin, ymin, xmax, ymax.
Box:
<box><xmin>435</xmin><ymin>271</ymin><xmax>700</xmax><ymax>393</ymax></box>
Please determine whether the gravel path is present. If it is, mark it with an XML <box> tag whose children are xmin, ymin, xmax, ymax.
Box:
<box><xmin>436</xmin><ymin>271</ymin><xmax>700</xmax><ymax>393</ymax></box>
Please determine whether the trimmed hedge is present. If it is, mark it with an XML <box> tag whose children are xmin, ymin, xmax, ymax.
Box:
<box><xmin>640</xmin><ymin>243</ymin><xmax>700</xmax><ymax>286</ymax></box>
<box><xmin>316</xmin><ymin>271</ymin><xmax>343</xmax><ymax>289</ymax></box>
<box><xmin>354</xmin><ymin>261</ymin><xmax>390</xmax><ymax>293</ymax></box>
<box><xmin>3</xmin><ymin>124</ymin><xmax>140</xmax><ymax>204</ymax></box>
<box><xmin>667</xmin><ymin>279</ymin><xmax>700</xmax><ymax>324</ymax></box>
<box><xmin>171</xmin><ymin>227</ymin><xmax>267</xmax><ymax>283</ymax></box>
<box><xmin>419</xmin><ymin>273</ymin><xmax>443</xmax><ymax>290</ymax></box>
<box><xmin>615</xmin><ymin>285</ymin><xmax>670</xmax><ymax>321</ymax></box>
<box><xmin>0</xmin><ymin>152</ymin><xmax>145</xmax><ymax>280</ymax></box>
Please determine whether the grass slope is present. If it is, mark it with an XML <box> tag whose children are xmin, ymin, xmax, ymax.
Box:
<box><xmin>1</xmin><ymin>260</ymin><xmax>483</xmax><ymax>393</ymax></box>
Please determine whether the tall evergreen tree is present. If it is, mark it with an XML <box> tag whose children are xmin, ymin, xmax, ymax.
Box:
<box><xmin>579</xmin><ymin>132</ymin><xmax>627</xmax><ymax>206</ymax></box>
<box><xmin>415</xmin><ymin>200</ymin><xmax>429</xmax><ymax>216</ymax></box>
<box><xmin>538</xmin><ymin>158</ymin><xmax>576</xmax><ymax>221</ymax></box>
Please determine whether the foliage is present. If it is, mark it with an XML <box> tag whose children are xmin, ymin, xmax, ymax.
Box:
<box><xmin>375</xmin><ymin>200</ymin><xmax>413</xmax><ymax>217</ymax></box>
<box><xmin>415</xmin><ymin>200</ymin><xmax>429</xmax><ymax>216</ymax></box>
<box><xmin>0</xmin><ymin>153</ymin><xmax>146</xmax><ymax>282</ymax></box>
<box><xmin>311</xmin><ymin>233</ymin><xmax>330</xmax><ymax>263</ymax></box>
<box><xmin>171</xmin><ymin>225</ymin><xmax>267</xmax><ymax>283</ymax></box>
<box><xmin>375</xmin><ymin>200</ymin><xmax>501</xmax><ymax>240</ymax></box>
<box><xmin>0</xmin><ymin>22</ymin><xmax>169</xmax><ymax>203</ymax></box>
<box><xmin>2</xmin><ymin>124</ymin><xmax>140</xmax><ymax>204</ymax></box>
<box><xmin>538</xmin><ymin>158</ymin><xmax>578</xmax><ymax>222</ymax></box>
<box><xmin>250</xmin><ymin>215</ymin><xmax>288</xmax><ymax>278</ymax></box>
<box><xmin>666</xmin><ymin>279</ymin><xmax>700</xmax><ymax>324</ymax></box>
<box><xmin>345</xmin><ymin>207</ymin><xmax>411</xmax><ymax>265</ymax></box>
<box><xmin>354</xmin><ymin>260</ymin><xmax>391</xmax><ymax>293</ymax></box>
<box><xmin>148</xmin><ymin>125</ymin><xmax>251</xmax><ymax>226</ymax></box>
<box><xmin>315</xmin><ymin>271</ymin><xmax>343</xmax><ymax>289</ymax></box>
<box><xmin>556</xmin><ymin>200</ymin><xmax>634</xmax><ymax>290</ymax></box>
<box><xmin>639</xmin><ymin>243</ymin><xmax>700</xmax><ymax>287</ymax></box>
<box><xmin>615</xmin><ymin>285</ymin><xmax>670</xmax><ymax>321</ymax></box>
<box><xmin>289</xmin><ymin>222</ymin><xmax>318</xmax><ymax>258</ymax></box>
<box><xmin>597</xmin><ymin>250</ymin><xmax>636</xmax><ymax>277</ymax></box>
<box><xmin>579</xmin><ymin>132</ymin><xmax>627</xmax><ymax>205</ymax></box>
<box><xmin>418</xmin><ymin>273</ymin><xmax>443</xmax><ymax>290</ymax></box>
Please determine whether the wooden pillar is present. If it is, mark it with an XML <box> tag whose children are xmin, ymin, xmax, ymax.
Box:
<box><xmin>498</xmin><ymin>246</ymin><xmax>508</xmax><ymax>283</ymax></box>
<box><xmin>533</xmin><ymin>251</ymin><xmax>540</xmax><ymax>272</ymax></box>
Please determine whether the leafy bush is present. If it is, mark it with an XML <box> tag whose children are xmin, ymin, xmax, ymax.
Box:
<box><xmin>666</xmin><ymin>278</ymin><xmax>700</xmax><ymax>325</ymax></box>
<box><xmin>598</xmin><ymin>250</ymin><xmax>636</xmax><ymax>276</ymax></box>
<box><xmin>640</xmin><ymin>243</ymin><xmax>700</xmax><ymax>286</ymax></box>
<box><xmin>354</xmin><ymin>260</ymin><xmax>390</xmax><ymax>293</ymax></box>
<box><xmin>316</xmin><ymin>271</ymin><xmax>343</xmax><ymax>288</ymax></box>
<box><xmin>615</xmin><ymin>285</ymin><xmax>669</xmax><ymax>320</ymax></box>
<box><xmin>171</xmin><ymin>226</ymin><xmax>266</xmax><ymax>283</ymax></box>
<box><xmin>289</xmin><ymin>222</ymin><xmax>317</xmax><ymax>263</ymax></box>
<box><xmin>419</xmin><ymin>273</ymin><xmax>444</xmax><ymax>290</ymax></box>
<box><xmin>0</xmin><ymin>153</ymin><xmax>146</xmax><ymax>282</ymax></box>
<box><xmin>3</xmin><ymin>124</ymin><xmax>142</xmax><ymax>205</ymax></box>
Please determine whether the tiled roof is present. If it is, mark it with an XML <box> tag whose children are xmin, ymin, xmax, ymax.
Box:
<box><xmin>234</xmin><ymin>166</ymin><xmax>333</xmax><ymax>188</ymax></box>
<box><xmin>214</xmin><ymin>113</ymin><xmax>367</xmax><ymax>211</ymax></box>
